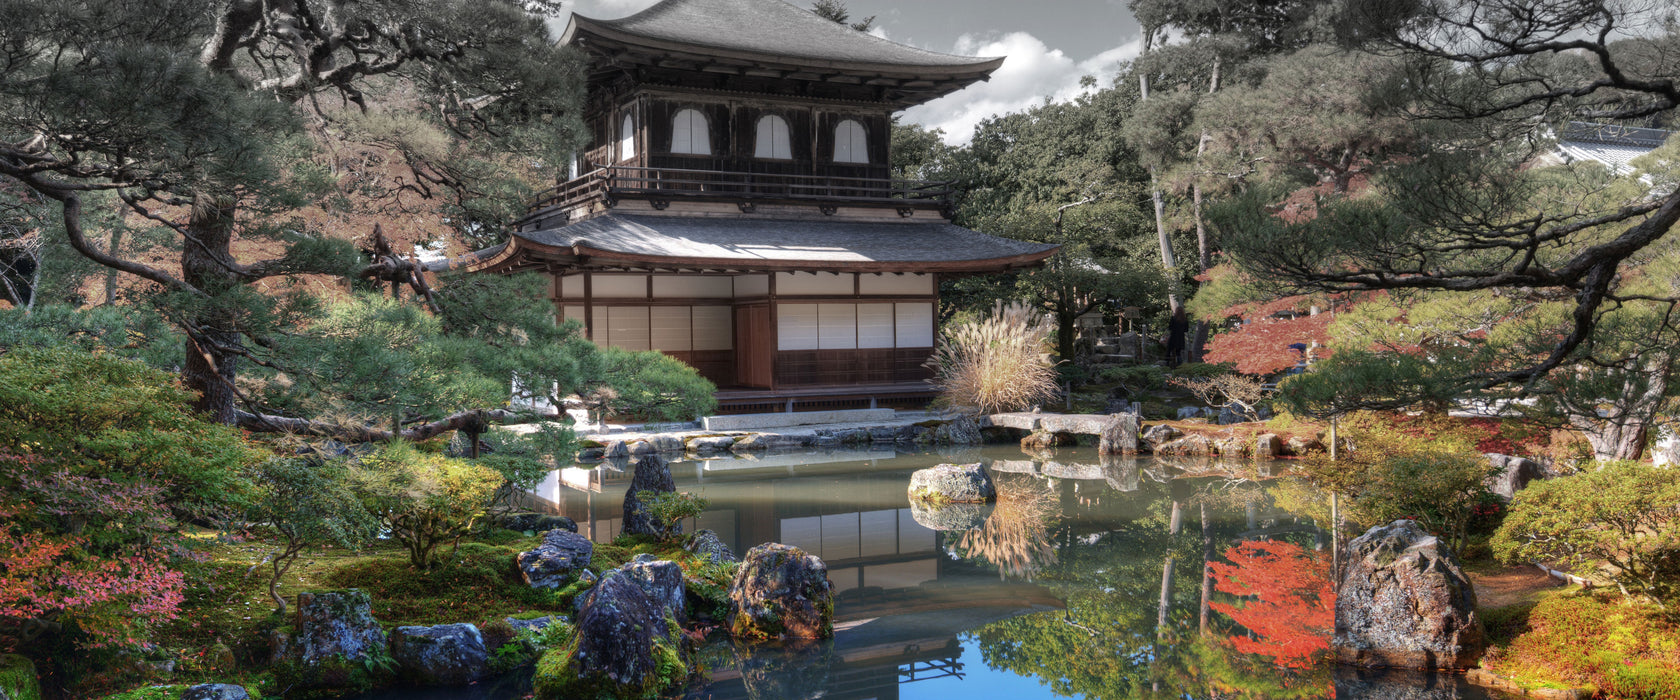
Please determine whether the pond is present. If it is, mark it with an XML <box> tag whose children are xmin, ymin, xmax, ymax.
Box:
<box><xmin>369</xmin><ymin>445</ymin><xmax>1512</xmax><ymax>700</ymax></box>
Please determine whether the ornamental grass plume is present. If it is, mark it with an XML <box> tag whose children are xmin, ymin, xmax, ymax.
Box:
<box><xmin>926</xmin><ymin>300</ymin><xmax>1059</xmax><ymax>414</ymax></box>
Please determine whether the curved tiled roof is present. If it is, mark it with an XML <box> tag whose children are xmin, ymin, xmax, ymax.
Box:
<box><xmin>498</xmin><ymin>213</ymin><xmax>1058</xmax><ymax>271</ymax></box>
<box><xmin>566</xmin><ymin>0</ymin><xmax>1001</xmax><ymax>73</ymax></box>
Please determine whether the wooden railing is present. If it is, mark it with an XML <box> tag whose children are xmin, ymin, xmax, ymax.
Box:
<box><xmin>524</xmin><ymin>164</ymin><xmax>954</xmax><ymax>217</ymax></box>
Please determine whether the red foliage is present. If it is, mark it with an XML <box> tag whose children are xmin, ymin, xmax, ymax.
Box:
<box><xmin>1208</xmin><ymin>540</ymin><xmax>1335</xmax><ymax>669</ymax></box>
<box><xmin>0</xmin><ymin>452</ymin><xmax>187</xmax><ymax>647</ymax></box>
<box><xmin>1205</xmin><ymin>313</ymin><xmax>1334</xmax><ymax>375</ymax></box>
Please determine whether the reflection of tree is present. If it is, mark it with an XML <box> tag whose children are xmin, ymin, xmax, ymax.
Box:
<box><xmin>950</xmin><ymin>473</ymin><xmax>1060</xmax><ymax>579</ymax></box>
<box><xmin>970</xmin><ymin>477</ymin><xmax>1342</xmax><ymax>699</ymax></box>
<box><xmin>1207</xmin><ymin>540</ymin><xmax>1333</xmax><ymax>669</ymax></box>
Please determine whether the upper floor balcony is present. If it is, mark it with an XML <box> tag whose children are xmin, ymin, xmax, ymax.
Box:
<box><xmin>516</xmin><ymin>163</ymin><xmax>956</xmax><ymax>231</ymax></box>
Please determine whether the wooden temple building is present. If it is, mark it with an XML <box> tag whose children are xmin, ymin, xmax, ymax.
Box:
<box><xmin>451</xmin><ymin>0</ymin><xmax>1058</xmax><ymax>412</ymax></box>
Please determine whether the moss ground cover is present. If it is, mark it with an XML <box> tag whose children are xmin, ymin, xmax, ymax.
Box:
<box><xmin>1480</xmin><ymin>589</ymin><xmax>1680</xmax><ymax>698</ymax></box>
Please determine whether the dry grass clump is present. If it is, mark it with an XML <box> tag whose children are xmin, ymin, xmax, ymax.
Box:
<box><xmin>926</xmin><ymin>300</ymin><xmax>1059</xmax><ymax>414</ymax></box>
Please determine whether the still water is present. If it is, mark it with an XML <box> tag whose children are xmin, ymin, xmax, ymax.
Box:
<box><xmin>389</xmin><ymin>445</ymin><xmax>1512</xmax><ymax>699</ymax></box>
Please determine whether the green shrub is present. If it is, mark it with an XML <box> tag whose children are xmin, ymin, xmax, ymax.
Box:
<box><xmin>349</xmin><ymin>443</ymin><xmax>503</xmax><ymax>569</ymax></box>
<box><xmin>1301</xmin><ymin>428</ymin><xmax>1499</xmax><ymax>552</ymax></box>
<box><xmin>1167</xmin><ymin>362</ymin><xmax>1235</xmax><ymax>379</ymax></box>
<box><xmin>1098</xmin><ymin>365</ymin><xmax>1166</xmax><ymax>391</ymax></box>
<box><xmin>637</xmin><ymin>491</ymin><xmax>709</xmax><ymax>541</ymax></box>
<box><xmin>1491</xmin><ymin>461</ymin><xmax>1680</xmax><ymax>605</ymax></box>
<box><xmin>249</xmin><ymin>457</ymin><xmax>377</xmax><ymax>615</ymax></box>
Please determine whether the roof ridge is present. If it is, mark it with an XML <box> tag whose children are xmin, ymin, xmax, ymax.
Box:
<box><xmin>575</xmin><ymin>0</ymin><xmax>1000</xmax><ymax>69</ymax></box>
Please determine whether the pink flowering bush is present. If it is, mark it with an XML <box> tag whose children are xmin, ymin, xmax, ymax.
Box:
<box><xmin>0</xmin><ymin>348</ymin><xmax>261</xmax><ymax>648</ymax></box>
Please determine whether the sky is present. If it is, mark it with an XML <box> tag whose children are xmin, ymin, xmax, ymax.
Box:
<box><xmin>550</xmin><ymin>0</ymin><xmax>1146</xmax><ymax>144</ymax></box>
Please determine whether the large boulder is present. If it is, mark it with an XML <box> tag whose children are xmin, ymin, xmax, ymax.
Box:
<box><xmin>0</xmin><ymin>655</ymin><xmax>40</xmax><ymax>700</ymax></box>
<box><xmin>534</xmin><ymin>573</ymin><xmax>688</xmax><ymax>699</ymax></box>
<box><xmin>389</xmin><ymin>623</ymin><xmax>490</xmax><ymax>686</ymax></box>
<box><xmin>685</xmin><ymin>529</ymin><xmax>736</xmax><ymax>565</ymax></box>
<box><xmin>1255</xmin><ymin>433</ymin><xmax>1283</xmax><ymax>458</ymax></box>
<box><xmin>907</xmin><ymin>463</ymin><xmax>995</xmax><ymax>504</ymax></box>
<box><xmin>517</xmin><ymin>529</ymin><xmax>594</xmax><ymax>589</ymax></box>
<box><xmin>1484</xmin><ymin>453</ymin><xmax>1545</xmax><ymax>501</ymax></box>
<box><xmin>180</xmin><ymin>684</ymin><xmax>250</xmax><ymax>700</ymax></box>
<box><xmin>581</xmin><ymin>554</ymin><xmax>685</xmax><ymax>624</ymax></box>
<box><xmin>1098</xmin><ymin>413</ymin><xmax>1140</xmax><ymax>455</ymax></box>
<box><xmin>270</xmin><ymin>589</ymin><xmax>389</xmax><ymax>689</ymax></box>
<box><xmin>1286</xmin><ymin>434</ymin><xmax>1324</xmax><ymax>456</ymax></box>
<box><xmin>280</xmin><ymin>589</ymin><xmax>388</xmax><ymax>664</ymax></box>
<box><xmin>727</xmin><ymin>543</ymin><xmax>835</xmax><ymax>640</ymax></box>
<box><xmin>621</xmin><ymin>454</ymin><xmax>677</xmax><ymax>538</ymax></box>
<box><xmin>1334</xmin><ymin>520</ymin><xmax>1483</xmax><ymax>669</ymax></box>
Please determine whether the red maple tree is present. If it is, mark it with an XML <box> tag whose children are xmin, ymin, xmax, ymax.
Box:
<box><xmin>1208</xmin><ymin>540</ymin><xmax>1335</xmax><ymax>669</ymax></box>
<box><xmin>1204</xmin><ymin>313</ymin><xmax>1334</xmax><ymax>375</ymax></box>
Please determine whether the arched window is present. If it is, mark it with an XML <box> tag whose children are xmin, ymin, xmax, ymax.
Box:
<box><xmin>618</xmin><ymin>113</ymin><xmax>635</xmax><ymax>162</ymax></box>
<box><xmin>671</xmin><ymin>108</ymin><xmax>711</xmax><ymax>155</ymax></box>
<box><xmin>833</xmin><ymin>119</ymin><xmax>868</xmax><ymax>163</ymax></box>
<box><xmin>754</xmin><ymin>115</ymin><xmax>792</xmax><ymax>159</ymax></box>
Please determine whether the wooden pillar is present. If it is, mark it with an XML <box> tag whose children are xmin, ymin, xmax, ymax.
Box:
<box><xmin>583</xmin><ymin>271</ymin><xmax>595</xmax><ymax>341</ymax></box>
<box><xmin>767</xmin><ymin>271</ymin><xmax>778</xmax><ymax>390</ymax></box>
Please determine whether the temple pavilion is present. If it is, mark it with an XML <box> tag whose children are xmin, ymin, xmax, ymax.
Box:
<box><xmin>450</xmin><ymin>0</ymin><xmax>1059</xmax><ymax>413</ymax></box>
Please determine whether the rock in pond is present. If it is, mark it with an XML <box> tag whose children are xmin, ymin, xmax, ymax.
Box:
<box><xmin>180</xmin><ymin>684</ymin><xmax>250</xmax><ymax>700</ymax></box>
<box><xmin>533</xmin><ymin>572</ymin><xmax>689</xmax><ymax>699</ymax></box>
<box><xmin>1334</xmin><ymin>520</ymin><xmax>1483</xmax><ymax>669</ymax></box>
<box><xmin>728</xmin><ymin>543</ymin><xmax>835</xmax><ymax>640</ymax></box>
<box><xmin>1256</xmin><ymin>433</ymin><xmax>1283</xmax><ymax>458</ymax></box>
<box><xmin>1098</xmin><ymin>413</ymin><xmax>1140</xmax><ymax>455</ymax></box>
<box><xmin>1141</xmin><ymin>424</ymin><xmax>1181</xmax><ymax>448</ymax></box>
<box><xmin>686</xmin><ymin>528</ymin><xmax>737</xmax><ymax>564</ymax></box>
<box><xmin>390</xmin><ymin>623</ymin><xmax>490</xmax><ymax>686</ymax></box>
<box><xmin>517</xmin><ymin>529</ymin><xmax>594</xmax><ymax>589</ymax></box>
<box><xmin>909</xmin><ymin>500</ymin><xmax>991</xmax><ymax>531</ymax></box>
<box><xmin>1154</xmin><ymin>433</ymin><xmax>1214</xmax><ymax>456</ymax></box>
<box><xmin>686</xmin><ymin>435</ymin><xmax>737</xmax><ymax>453</ymax></box>
<box><xmin>580</xmin><ymin>554</ymin><xmax>686</xmax><ymax>624</ymax></box>
<box><xmin>1484</xmin><ymin>453</ymin><xmax>1545</xmax><ymax>501</ymax></box>
<box><xmin>907</xmin><ymin>463</ymin><xmax>995</xmax><ymax>504</ymax></box>
<box><xmin>622</xmin><ymin>454</ymin><xmax>678</xmax><ymax>538</ymax></box>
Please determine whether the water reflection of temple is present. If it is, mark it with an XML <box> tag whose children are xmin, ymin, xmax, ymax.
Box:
<box><xmin>525</xmin><ymin>448</ymin><xmax>1070</xmax><ymax>700</ymax></box>
<box><xmin>525</xmin><ymin>449</ymin><xmax>1025</xmax><ymax>596</ymax></box>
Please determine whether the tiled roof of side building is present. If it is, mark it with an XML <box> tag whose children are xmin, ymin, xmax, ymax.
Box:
<box><xmin>566</xmin><ymin>0</ymin><xmax>1002</xmax><ymax>71</ymax></box>
<box><xmin>515</xmin><ymin>213</ymin><xmax>1058</xmax><ymax>267</ymax></box>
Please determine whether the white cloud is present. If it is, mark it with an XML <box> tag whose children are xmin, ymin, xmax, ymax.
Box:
<box><xmin>901</xmin><ymin>31</ymin><xmax>1145</xmax><ymax>145</ymax></box>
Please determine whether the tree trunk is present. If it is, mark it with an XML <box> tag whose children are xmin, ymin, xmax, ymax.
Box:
<box><xmin>1581</xmin><ymin>419</ymin><xmax>1649</xmax><ymax>461</ymax></box>
<box><xmin>181</xmin><ymin>194</ymin><xmax>243</xmax><ymax>424</ymax></box>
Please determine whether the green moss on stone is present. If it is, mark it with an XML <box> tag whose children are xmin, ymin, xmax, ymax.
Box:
<box><xmin>0</xmin><ymin>655</ymin><xmax>41</xmax><ymax>700</ymax></box>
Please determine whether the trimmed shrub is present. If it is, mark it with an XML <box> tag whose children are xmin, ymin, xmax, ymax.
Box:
<box><xmin>1491</xmin><ymin>461</ymin><xmax>1680</xmax><ymax>605</ymax></box>
<box><xmin>349</xmin><ymin>443</ymin><xmax>503</xmax><ymax>569</ymax></box>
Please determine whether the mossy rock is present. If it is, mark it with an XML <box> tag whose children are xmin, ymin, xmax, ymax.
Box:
<box><xmin>0</xmin><ymin>655</ymin><xmax>40</xmax><ymax>700</ymax></box>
